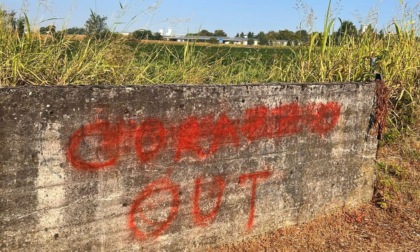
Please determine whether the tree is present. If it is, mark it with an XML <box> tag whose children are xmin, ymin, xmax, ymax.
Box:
<box><xmin>266</xmin><ymin>30</ymin><xmax>278</xmax><ymax>44</ymax></box>
<box><xmin>214</xmin><ymin>29</ymin><xmax>227</xmax><ymax>37</ymax></box>
<box><xmin>334</xmin><ymin>20</ymin><xmax>358</xmax><ymax>44</ymax></box>
<box><xmin>247</xmin><ymin>32</ymin><xmax>254</xmax><ymax>38</ymax></box>
<box><xmin>360</xmin><ymin>24</ymin><xmax>377</xmax><ymax>40</ymax></box>
<box><xmin>209</xmin><ymin>37</ymin><xmax>218</xmax><ymax>44</ymax></box>
<box><xmin>336</xmin><ymin>20</ymin><xmax>358</xmax><ymax>38</ymax></box>
<box><xmin>151</xmin><ymin>32</ymin><xmax>163</xmax><ymax>40</ymax></box>
<box><xmin>85</xmin><ymin>11</ymin><xmax>107</xmax><ymax>37</ymax></box>
<box><xmin>39</xmin><ymin>26</ymin><xmax>49</xmax><ymax>34</ymax></box>
<box><xmin>132</xmin><ymin>29</ymin><xmax>153</xmax><ymax>40</ymax></box>
<box><xmin>295</xmin><ymin>29</ymin><xmax>309</xmax><ymax>43</ymax></box>
<box><xmin>277</xmin><ymin>29</ymin><xmax>296</xmax><ymax>41</ymax></box>
<box><xmin>197</xmin><ymin>29</ymin><xmax>213</xmax><ymax>36</ymax></box>
<box><xmin>65</xmin><ymin>27</ymin><xmax>86</xmax><ymax>35</ymax></box>
<box><xmin>132</xmin><ymin>29</ymin><xmax>162</xmax><ymax>40</ymax></box>
<box><xmin>256</xmin><ymin>31</ymin><xmax>269</xmax><ymax>45</ymax></box>
<box><xmin>240</xmin><ymin>32</ymin><xmax>245</xmax><ymax>38</ymax></box>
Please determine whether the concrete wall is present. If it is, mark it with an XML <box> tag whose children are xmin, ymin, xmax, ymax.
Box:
<box><xmin>0</xmin><ymin>83</ymin><xmax>378</xmax><ymax>251</ymax></box>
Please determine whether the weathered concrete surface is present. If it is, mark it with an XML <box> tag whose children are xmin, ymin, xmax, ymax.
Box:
<box><xmin>0</xmin><ymin>83</ymin><xmax>377</xmax><ymax>251</ymax></box>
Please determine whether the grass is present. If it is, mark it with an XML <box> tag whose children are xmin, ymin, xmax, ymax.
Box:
<box><xmin>1</xmin><ymin>9</ymin><xmax>419</xmax><ymax>91</ymax></box>
<box><xmin>1</xmin><ymin>0</ymin><xmax>419</xmax><ymax>250</ymax></box>
<box><xmin>1</xmin><ymin>21</ymin><xmax>418</xmax><ymax>85</ymax></box>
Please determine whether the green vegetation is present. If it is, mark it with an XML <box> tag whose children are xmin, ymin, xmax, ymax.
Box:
<box><xmin>374</xmin><ymin>161</ymin><xmax>404</xmax><ymax>209</ymax></box>
<box><xmin>187</xmin><ymin>29</ymin><xmax>228</xmax><ymax>37</ymax></box>
<box><xmin>131</xmin><ymin>29</ymin><xmax>162</xmax><ymax>40</ymax></box>
<box><xmin>84</xmin><ymin>11</ymin><xmax>108</xmax><ymax>38</ymax></box>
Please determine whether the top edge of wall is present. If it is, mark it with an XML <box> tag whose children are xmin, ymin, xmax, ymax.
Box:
<box><xmin>0</xmin><ymin>82</ymin><xmax>374</xmax><ymax>90</ymax></box>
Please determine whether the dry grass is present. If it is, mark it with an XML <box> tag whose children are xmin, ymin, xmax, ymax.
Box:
<box><xmin>215</xmin><ymin>203</ymin><xmax>419</xmax><ymax>251</ymax></box>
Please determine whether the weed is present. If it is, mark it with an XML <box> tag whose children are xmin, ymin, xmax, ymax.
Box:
<box><xmin>382</xmin><ymin>128</ymin><xmax>401</xmax><ymax>145</ymax></box>
<box><xmin>373</xmin><ymin>160</ymin><xmax>408</xmax><ymax>210</ymax></box>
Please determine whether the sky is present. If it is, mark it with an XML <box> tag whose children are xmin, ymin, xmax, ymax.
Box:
<box><xmin>1</xmin><ymin>0</ymin><xmax>418</xmax><ymax>37</ymax></box>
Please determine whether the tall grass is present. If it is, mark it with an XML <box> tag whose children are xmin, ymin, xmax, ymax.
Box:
<box><xmin>0</xmin><ymin>3</ymin><xmax>419</xmax><ymax>130</ymax></box>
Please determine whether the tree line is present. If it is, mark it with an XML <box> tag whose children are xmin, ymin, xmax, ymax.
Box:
<box><xmin>2</xmin><ymin>9</ymin><xmax>403</xmax><ymax>45</ymax></box>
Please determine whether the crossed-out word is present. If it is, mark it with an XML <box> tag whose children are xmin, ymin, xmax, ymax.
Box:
<box><xmin>66</xmin><ymin>102</ymin><xmax>341</xmax><ymax>171</ymax></box>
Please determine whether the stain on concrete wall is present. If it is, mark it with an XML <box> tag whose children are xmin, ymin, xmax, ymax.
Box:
<box><xmin>0</xmin><ymin>83</ymin><xmax>378</xmax><ymax>251</ymax></box>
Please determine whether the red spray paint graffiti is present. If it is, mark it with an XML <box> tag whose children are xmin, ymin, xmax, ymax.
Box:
<box><xmin>192</xmin><ymin>176</ymin><xmax>226</xmax><ymax>226</ymax></box>
<box><xmin>129</xmin><ymin>170</ymin><xmax>272</xmax><ymax>240</ymax></box>
<box><xmin>239</xmin><ymin>171</ymin><xmax>272</xmax><ymax>230</ymax></box>
<box><xmin>128</xmin><ymin>177</ymin><xmax>180</xmax><ymax>240</ymax></box>
<box><xmin>66</xmin><ymin>102</ymin><xmax>341</xmax><ymax>170</ymax></box>
<box><xmin>271</xmin><ymin>102</ymin><xmax>303</xmax><ymax>137</ymax></box>
<box><xmin>66</xmin><ymin>101</ymin><xmax>340</xmax><ymax>241</ymax></box>
<box><xmin>306</xmin><ymin>102</ymin><xmax>342</xmax><ymax>136</ymax></box>
<box><xmin>175</xmin><ymin>117</ymin><xmax>205</xmax><ymax>161</ymax></box>
<box><xmin>241</xmin><ymin>106</ymin><xmax>269</xmax><ymax>141</ymax></box>
<box><xmin>66</xmin><ymin>121</ymin><xmax>120</xmax><ymax>171</ymax></box>
<box><xmin>135</xmin><ymin>118</ymin><xmax>167</xmax><ymax>163</ymax></box>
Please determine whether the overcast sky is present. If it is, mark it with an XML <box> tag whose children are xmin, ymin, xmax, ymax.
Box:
<box><xmin>1</xmin><ymin>0</ymin><xmax>418</xmax><ymax>36</ymax></box>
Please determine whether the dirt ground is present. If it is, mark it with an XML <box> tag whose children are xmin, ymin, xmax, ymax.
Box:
<box><xmin>210</xmin><ymin>117</ymin><xmax>419</xmax><ymax>251</ymax></box>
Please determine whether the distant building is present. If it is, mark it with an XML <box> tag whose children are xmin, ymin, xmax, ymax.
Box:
<box><xmin>166</xmin><ymin>28</ymin><xmax>173</xmax><ymax>36</ymax></box>
<box><xmin>271</xmin><ymin>40</ymin><xmax>288</xmax><ymax>46</ymax></box>
<box><xmin>162</xmin><ymin>35</ymin><xmax>259</xmax><ymax>45</ymax></box>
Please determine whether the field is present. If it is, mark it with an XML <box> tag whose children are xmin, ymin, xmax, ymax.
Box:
<box><xmin>1</xmin><ymin>3</ymin><xmax>419</xmax><ymax>250</ymax></box>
